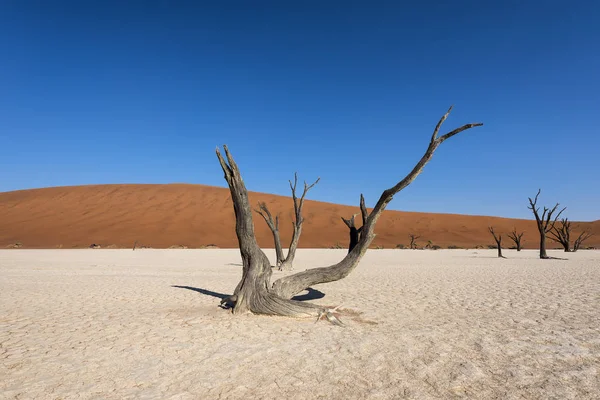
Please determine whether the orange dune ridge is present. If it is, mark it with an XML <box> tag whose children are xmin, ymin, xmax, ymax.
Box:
<box><xmin>0</xmin><ymin>184</ymin><xmax>598</xmax><ymax>249</ymax></box>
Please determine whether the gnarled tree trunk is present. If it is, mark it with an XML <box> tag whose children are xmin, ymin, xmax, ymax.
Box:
<box><xmin>217</xmin><ymin>107</ymin><xmax>483</xmax><ymax>321</ymax></box>
<box><xmin>527</xmin><ymin>189</ymin><xmax>565</xmax><ymax>259</ymax></box>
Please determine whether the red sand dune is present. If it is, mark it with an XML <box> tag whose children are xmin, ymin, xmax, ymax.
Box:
<box><xmin>1</xmin><ymin>184</ymin><xmax>598</xmax><ymax>249</ymax></box>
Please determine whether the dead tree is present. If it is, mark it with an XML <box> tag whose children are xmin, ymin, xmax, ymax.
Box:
<box><xmin>216</xmin><ymin>106</ymin><xmax>482</xmax><ymax>320</ymax></box>
<box><xmin>549</xmin><ymin>218</ymin><xmax>572</xmax><ymax>252</ymax></box>
<box><xmin>527</xmin><ymin>189</ymin><xmax>565</xmax><ymax>259</ymax></box>
<box><xmin>507</xmin><ymin>228</ymin><xmax>524</xmax><ymax>251</ymax></box>
<box><xmin>409</xmin><ymin>234</ymin><xmax>421</xmax><ymax>249</ymax></box>
<box><xmin>341</xmin><ymin>195</ymin><xmax>368</xmax><ymax>253</ymax></box>
<box><xmin>255</xmin><ymin>174</ymin><xmax>320</xmax><ymax>270</ymax></box>
<box><xmin>488</xmin><ymin>226</ymin><xmax>506</xmax><ymax>258</ymax></box>
<box><xmin>573</xmin><ymin>231</ymin><xmax>593</xmax><ymax>252</ymax></box>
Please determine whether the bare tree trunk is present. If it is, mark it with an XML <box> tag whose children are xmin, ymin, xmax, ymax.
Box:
<box><xmin>507</xmin><ymin>229</ymin><xmax>524</xmax><ymax>251</ymax></box>
<box><xmin>216</xmin><ymin>107</ymin><xmax>483</xmax><ymax>320</ymax></box>
<box><xmin>217</xmin><ymin>146</ymin><xmax>330</xmax><ymax>318</ymax></box>
<box><xmin>527</xmin><ymin>189</ymin><xmax>565</xmax><ymax>259</ymax></box>
<box><xmin>488</xmin><ymin>226</ymin><xmax>506</xmax><ymax>258</ymax></box>
<box><xmin>540</xmin><ymin>233</ymin><xmax>548</xmax><ymax>258</ymax></box>
<box><xmin>133</xmin><ymin>240</ymin><xmax>137</xmax><ymax>251</ymax></box>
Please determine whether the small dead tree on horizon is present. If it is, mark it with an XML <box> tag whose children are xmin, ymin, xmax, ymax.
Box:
<box><xmin>549</xmin><ymin>218</ymin><xmax>573</xmax><ymax>252</ymax></box>
<box><xmin>488</xmin><ymin>226</ymin><xmax>506</xmax><ymax>258</ymax></box>
<box><xmin>215</xmin><ymin>106</ymin><xmax>483</xmax><ymax>321</ymax></box>
<box><xmin>507</xmin><ymin>228</ymin><xmax>524</xmax><ymax>251</ymax></box>
<box><xmin>255</xmin><ymin>174</ymin><xmax>320</xmax><ymax>270</ymax></box>
<box><xmin>409</xmin><ymin>234</ymin><xmax>421</xmax><ymax>249</ymax></box>
<box><xmin>573</xmin><ymin>231</ymin><xmax>593</xmax><ymax>251</ymax></box>
<box><xmin>527</xmin><ymin>189</ymin><xmax>565</xmax><ymax>259</ymax></box>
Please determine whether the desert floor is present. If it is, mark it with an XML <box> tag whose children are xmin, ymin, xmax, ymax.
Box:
<box><xmin>1</xmin><ymin>249</ymin><xmax>599</xmax><ymax>399</ymax></box>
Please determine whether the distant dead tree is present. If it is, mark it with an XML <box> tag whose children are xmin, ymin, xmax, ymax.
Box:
<box><xmin>341</xmin><ymin>195</ymin><xmax>368</xmax><ymax>253</ymax></box>
<box><xmin>527</xmin><ymin>189</ymin><xmax>565</xmax><ymax>259</ymax></box>
<box><xmin>255</xmin><ymin>173</ymin><xmax>320</xmax><ymax>271</ymax></box>
<box><xmin>573</xmin><ymin>231</ymin><xmax>593</xmax><ymax>252</ymax></box>
<box><xmin>215</xmin><ymin>106</ymin><xmax>483</xmax><ymax>320</ymax></box>
<box><xmin>507</xmin><ymin>228</ymin><xmax>524</xmax><ymax>251</ymax></box>
<box><xmin>549</xmin><ymin>218</ymin><xmax>572</xmax><ymax>252</ymax></box>
<box><xmin>488</xmin><ymin>226</ymin><xmax>506</xmax><ymax>258</ymax></box>
<box><xmin>133</xmin><ymin>240</ymin><xmax>138</xmax><ymax>251</ymax></box>
<box><xmin>409</xmin><ymin>234</ymin><xmax>421</xmax><ymax>249</ymax></box>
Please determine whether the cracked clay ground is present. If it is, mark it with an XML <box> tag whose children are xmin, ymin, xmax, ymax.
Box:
<box><xmin>1</xmin><ymin>249</ymin><xmax>599</xmax><ymax>399</ymax></box>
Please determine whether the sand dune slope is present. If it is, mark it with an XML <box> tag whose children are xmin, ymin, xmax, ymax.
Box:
<box><xmin>1</xmin><ymin>184</ymin><xmax>598</xmax><ymax>249</ymax></box>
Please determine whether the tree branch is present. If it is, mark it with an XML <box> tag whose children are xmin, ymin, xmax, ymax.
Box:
<box><xmin>272</xmin><ymin>107</ymin><xmax>483</xmax><ymax>298</ymax></box>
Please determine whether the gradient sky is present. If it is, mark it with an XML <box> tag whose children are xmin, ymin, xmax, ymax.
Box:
<box><xmin>1</xmin><ymin>1</ymin><xmax>598</xmax><ymax>220</ymax></box>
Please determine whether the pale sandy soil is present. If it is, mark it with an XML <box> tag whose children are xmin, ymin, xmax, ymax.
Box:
<box><xmin>1</xmin><ymin>249</ymin><xmax>599</xmax><ymax>400</ymax></box>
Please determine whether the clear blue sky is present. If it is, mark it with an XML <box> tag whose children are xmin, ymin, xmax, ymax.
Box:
<box><xmin>1</xmin><ymin>1</ymin><xmax>598</xmax><ymax>220</ymax></box>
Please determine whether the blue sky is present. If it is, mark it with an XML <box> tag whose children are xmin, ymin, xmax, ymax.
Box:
<box><xmin>1</xmin><ymin>1</ymin><xmax>598</xmax><ymax>220</ymax></box>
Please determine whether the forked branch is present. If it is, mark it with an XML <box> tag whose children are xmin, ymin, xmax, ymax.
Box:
<box><xmin>255</xmin><ymin>202</ymin><xmax>284</xmax><ymax>265</ymax></box>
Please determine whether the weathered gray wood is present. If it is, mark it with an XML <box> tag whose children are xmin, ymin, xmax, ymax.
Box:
<box><xmin>216</xmin><ymin>146</ymin><xmax>330</xmax><ymax>318</ymax></box>
<box><xmin>272</xmin><ymin>106</ymin><xmax>483</xmax><ymax>299</ymax></box>
<box><xmin>254</xmin><ymin>202</ymin><xmax>285</xmax><ymax>266</ymax></box>
<box><xmin>255</xmin><ymin>174</ymin><xmax>320</xmax><ymax>271</ymax></box>
<box><xmin>216</xmin><ymin>107</ymin><xmax>482</xmax><ymax>320</ymax></box>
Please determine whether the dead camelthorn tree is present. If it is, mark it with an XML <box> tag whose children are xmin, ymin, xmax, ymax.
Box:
<box><xmin>255</xmin><ymin>174</ymin><xmax>320</xmax><ymax>271</ymax></box>
<box><xmin>549</xmin><ymin>218</ymin><xmax>573</xmax><ymax>252</ymax></box>
<box><xmin>488</xmin><ymin>226</ymin><xmax>506</xmax><ymax>258</ymax></box>
<box><xmin>507</xmin><ymin>228</ymin><xmax>524</xmax><ymax>251</ymax></box>
<box><xmin>215</xmin><ymin>106</ymin><xmax>482</xmax><ymax>321</ymax></box>
<box><xmin>341</xmin><ymin>195</ymin><xmax>368</xmax><ymax>252</ymax></box>
<box><xmin>409</xmin><ymin>234</ymin><xmax>421</xmax><ymax>249</ymax></box>
<box><xmin>527</xmin><ymin>189</ymin><xmax>566</xmax><ymax>259</ymax></box>
<box><xmin>573</xmin><ymin>231</ymin><xmax>593</xmax><ymax>252</ymax></box>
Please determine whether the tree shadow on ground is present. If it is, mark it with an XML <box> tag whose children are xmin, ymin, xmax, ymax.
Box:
<box><xmin>291</xmin><ymin>287</ymin><xmax>326</xmax><ymax>301</ymax></box>
<box><xmin>171</xmin><ymin>285</ymin><xmax>229</xmax><ymax>299</ymax></box>
<box><xmin>171</xmin><ymin>285</ymin><xmax>325</xmax><ymax>302</ymax></box>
